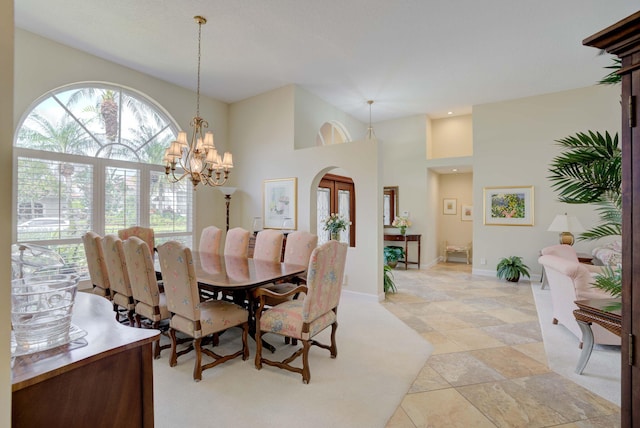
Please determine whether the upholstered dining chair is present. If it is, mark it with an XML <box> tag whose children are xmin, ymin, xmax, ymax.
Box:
<box><xmin>124</xmin><ymin>236</ymin><xmax>171</xmax><ymax>359</ymax></box>
<box><xmin>223</xmin><ymin>227</ymin><xmax>250</xmax><ymax>258</ymax></box>
<box><xmin>82</xmin><ymin>231</ymin><xmax>111</xmax><ymax>299</ymax></box>
<box><xmin>157</xmin><ymin>241</ymin><xmax>250</xmax><ymax>381</ymax></box>
<box><xmin>262</xmin><ymin>231</ymin><xmax>318</xmax><ymax>332</ymax></box>
<box><xmin>102</xmin><ymin>234</ymin><xmax>136</xmax><ymax>326</ymax></box>
<box><xmin>199</xmin><ymin>225</ymin><xmax>223</xmax><ymax>255</ymax></box>
<box><xmin>118</xmin><ymin>226</ymin><xmax>155</xmax><ymax>259</ymax></box>
<box><xmin>252</xmin><ymin>229</ymin><xmax>284</xmax><ymax>263</ymax></box>
<box><xmin>254</xmin><ymin>240</ymin><xmax>348</xmax><ymax>384</ymax></box>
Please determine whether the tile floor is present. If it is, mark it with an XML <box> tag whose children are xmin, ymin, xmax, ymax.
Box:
<box><xmin>383</xmin><ymin>262</ymin><xmax>621</xmax><ymax>428</ymax></box>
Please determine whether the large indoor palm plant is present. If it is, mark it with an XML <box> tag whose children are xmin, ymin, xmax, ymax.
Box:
<box><xmin>548</xmin><ymin>129</ymin><xmax>621</xmax><ymax>297</ymax></box>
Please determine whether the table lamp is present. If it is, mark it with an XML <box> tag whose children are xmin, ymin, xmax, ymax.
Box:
<box><xmin>547</xmin><ymin>213</ymin><xmax>585</xmax><ymax>245</ymax></box>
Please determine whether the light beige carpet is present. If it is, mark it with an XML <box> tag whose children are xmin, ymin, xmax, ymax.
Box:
<box><xmin>153</xmin><ymin>292</ymin><xmax>433</xmax><ymax>428</ymax></box>
<box><xmin>531</xmin><ymin>283</ymin><xmax>621</xmax><ymax>405</ymax></box>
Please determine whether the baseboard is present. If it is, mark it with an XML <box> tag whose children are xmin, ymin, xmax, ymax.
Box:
<box><xmin>342</xmin><ymin>289</ymin><xmax>380</xmax><ymax>302</ymax></box>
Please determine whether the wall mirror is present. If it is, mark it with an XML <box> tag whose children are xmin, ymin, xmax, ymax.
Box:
<box><xmin>383</xmin><ymin>186</ymin><xmax>399</xmax><ymax>227</ymax></box>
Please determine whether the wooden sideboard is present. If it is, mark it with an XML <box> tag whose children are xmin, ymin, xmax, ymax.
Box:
<box><xmin>384</xmin><ymin>234</ymin><xmax>421</xmax><ymax>269</ymax></box>
<box><xmin>12</xmin><ymin>292</ymin><xmax>160</xmax><ymax>428</ymax></box>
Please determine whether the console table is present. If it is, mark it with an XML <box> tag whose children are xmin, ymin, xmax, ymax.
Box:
<box><xmin>12</xmin><ymin>292</ymin><xmax>160</xmax><ymax>428</ymax></box>
<box><xmin>384</xmin><ymin>234</ymin><xmax>421</xmax><ymax>269</ymax></box>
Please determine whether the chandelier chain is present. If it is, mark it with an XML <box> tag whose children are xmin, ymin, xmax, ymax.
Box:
<box><xmin>196</xmin><ymin>18</ymin><xmax>202</xmax><ymax>118</ymax></box>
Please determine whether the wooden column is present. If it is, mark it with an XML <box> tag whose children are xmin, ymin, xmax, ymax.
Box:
<box><xmin>584</xmin><ymin>11</ymin><xmax>640</xmax><ymax>427</ymax></box>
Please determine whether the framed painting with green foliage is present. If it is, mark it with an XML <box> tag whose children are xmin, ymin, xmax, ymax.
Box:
<box><xmin>483</xmin><ymin>186</ymin><xmax>534</xmax><ymax>226</ymax></box>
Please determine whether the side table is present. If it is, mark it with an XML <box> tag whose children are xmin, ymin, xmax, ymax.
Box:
<box><xmin>573</xmin><ymin>298</ymin><xmax>621</xmax><ymax>375</ymax></box>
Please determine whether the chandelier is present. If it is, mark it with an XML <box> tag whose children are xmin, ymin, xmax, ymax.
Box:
<box><xmin>164</xmin><ymin>15</ymin><xmax>233</xmax><ymax>189</ymax></box>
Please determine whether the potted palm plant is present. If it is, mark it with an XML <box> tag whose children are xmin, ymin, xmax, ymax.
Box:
<box><xmin>383</xmin><ymin>265</ymin><xmax>397</xmax><ymax>293</ymax></box>
<box><xmin>496</xmin><ymin>256</ymin><xmax>531</xmax><ymax>283</ymax></box>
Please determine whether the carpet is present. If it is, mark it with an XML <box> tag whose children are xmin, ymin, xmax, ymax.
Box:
<box><xmin>531</xmin><ymin>283</ymin><xmax>621</xmax><ymax>406</ymax></box>
<box><xmin>153</xmin><ymin>292</ymin><xmax>433</xmax><ymax>428</ymax></box>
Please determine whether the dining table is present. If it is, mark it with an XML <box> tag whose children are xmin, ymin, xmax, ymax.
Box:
<box><xmin>156</xmin><ymin>250</ymin><xmax>307</xmax><ymax>352</ymax></box>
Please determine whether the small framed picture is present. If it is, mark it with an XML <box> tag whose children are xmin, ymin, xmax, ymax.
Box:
<box><xmin>443</xmin><ymin>198</ymin><xmax>457</xmax><ymax>215</ymax></box>
<box><xmin>263</xmin><ymin>177</ymin><xmax>297</xmax><ymax>229</ymax></box>
<box><xmin>461</xmin><ymin>205</ymin><xmax>473</xmax><ymax>221</ymax></box>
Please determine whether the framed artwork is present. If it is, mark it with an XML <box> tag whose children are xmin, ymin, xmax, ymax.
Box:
<box><xmin>461</xmin><ymin>205</ymin><xmax>473</xmax><ymax>221</ymax></box>
<box><xmin>443</xmin><ymin>198</ymin><xmax>457</xmax><ymax>215</ymax></box>
<box><xmin>263</xmin><ymin>177</ymin><xmax>297</xmax><ymax>229</ymax></box>
<box><xmin>483</xmin><ymin>186</ymin><xmax>534</xmax><ymax>226</ymax></box>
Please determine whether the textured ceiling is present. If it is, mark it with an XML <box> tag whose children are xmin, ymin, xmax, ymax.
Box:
<box><xmin>14</xmin><ymin>1</ymin><xmax>638</xmax><ymax>122</ymax></box>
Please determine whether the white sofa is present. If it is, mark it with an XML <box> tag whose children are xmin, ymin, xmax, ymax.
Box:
<box><xmin>538</xmin><ymin>252</ymin><xmax>620</xmax><ymax>347</ymax></box>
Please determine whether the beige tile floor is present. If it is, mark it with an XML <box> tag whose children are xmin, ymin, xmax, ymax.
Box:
<box><xmin>383</xmin><ymin>262</ymin><xmax>620</xmax><ymax>428</ymax></box>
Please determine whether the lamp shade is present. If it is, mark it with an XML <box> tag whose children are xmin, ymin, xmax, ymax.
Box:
<box><xmin>547</xmin><ymin>214</ymin><xmax>585</xmax><ymax>233</ymax></box>
<box><xmin>218</xmin><ymin>186</ymin><xmax>237</xmax><ymax>196</ymax></box>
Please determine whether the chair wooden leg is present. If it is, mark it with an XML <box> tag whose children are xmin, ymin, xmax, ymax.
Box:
<box><xmin>242</xmin><ymin>322</ymin><xmax>249</xmax><ymax>360</ymax></box>
<box><xmin>301</xmin><ymin>340</ymin><xmax>311</xmax><ymax>384</ymax></box>
<box><xmin>255</xmin><ymin>325</ymin><xmax>263</xmax><ymax>369</ymax></box>
<box><xmin>193</xmin><ymin>337</ymin><xmax>203</xmax><ymax>382</ymax></box>
<box><xmin>169</xmin><ymin>328</ymin><xmax>178</xmax><ymax>367</ymax></box>
<box><xmin>329</xmin><ymin>321</ymin><xmax>338</xmax><ymax>358</ymax></box>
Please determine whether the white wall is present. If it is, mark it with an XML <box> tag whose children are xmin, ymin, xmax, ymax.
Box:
<box><xmin>431</xmin><ymin>114</ymin><xmax>473</xmax><ymax>159</ymax></box>
<box><xmin>229</xmin><ymin>86</ymin><xmax>382</xmax><ymax>298</ymax></box>
<box><xmin>473</xmin><ymin>84</ymin><xmax>621</xmax><ymax>276</ymax></box>
<box><xmin>1</xmin><ymin>0</ymin><xmax>13</xmax><ymax>421</ymax></box>
<box><xmin>13</xmin><ymin>29</ymin><xmax>229</xmax><ymax>238</ymax></box>
<box><xmin>438</xmin><ymin>172</ymin><xmax>473</xmax><ymax>260</ymax></box>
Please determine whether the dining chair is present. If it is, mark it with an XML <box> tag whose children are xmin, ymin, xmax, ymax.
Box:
<box><xmin>263</xmin><ymin>231</ymin><xmax>318</xmax><ymax>344</ymax></box>
<box><xmin>254</xmin><ymin>240</ymin><xmax>348</xmax><ymax>384</ymax></box>
<box><xmin>81</xmin><ymin>231</ymin><xmax>111</xmax><ymax>299</ymax></box>
<box><xmin>157</xmin><ymin>240</ymin><xmax>250</xmax><ymax>381</ymax></box>
<box><xmin>102</xmin><ymin>234</ymin><xmax>136</xmax><ymax>326</ymax></box>
<box><xmin>124</xmin><ymin>236</ymin><xmax>171</xmax><ymax>359</ymax></box>
<box><xmin>252</xmin><ymin>229</ymin><xmax>284</xmax><ymax>262</ymax></box>
<box><xmin>118</xmin><ymin>226</ymin><xmax>155</xmax><ymax>258</ymax></box>
<box><xmin>223</xmin><ymin>227</ymin><xmax>250</xmax><ymax>258</ymax></box>
<box><xmin>199</xmin><ymin>225</ymin><xmax>222</xmax><ymax>255</ymax></box>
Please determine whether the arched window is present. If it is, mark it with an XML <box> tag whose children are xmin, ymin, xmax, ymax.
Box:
<box><xmin>315</xmin><ymin>120</ymin><xmax>352</xmax><ymax>146</ymax></box>
<box><xmin>14</xmin><ymin>83</ymin><xmax>193</xmax><ymax>278</ymax></box>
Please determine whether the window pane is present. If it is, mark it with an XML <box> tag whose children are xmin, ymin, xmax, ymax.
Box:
<box><xmin>150</xmin><ymin>170</ymin><xmax>191</xmax><ymax>234</ymax></box>
<box><xmin>17</xmin><ymin>157</ymin><xmax>93</xmax><ymax>241</ymax></box>
<box><xmin>317</xmin><ymin>187</ymin><xmax>331</xmax><ymax>245</ymax></box>
<box><xmin>104</xmin><ymin>166</ymin><xmax>140</xmax><ymax>234</ymax></box>
<box><xmin>338</xmin><ymin>189</ymin><xmax>351</xmax><ymax>245</ymax></box>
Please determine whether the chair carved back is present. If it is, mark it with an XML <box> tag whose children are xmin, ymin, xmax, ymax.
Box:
<box><xmin>283</xmin><ymin>231</ymin><xmax>318</xmax><ymax>266</ymax></box>
<box><xmin>224</xmin><ymin>227</ymin><xmax>250</xmax><ymax>258</ymax></box>
<box><xmin>302</xmin><ymin>240</ymin><xmax>348</xmax><ymax>322</ymax></box>
<box><xmin>82</xmin><ymin>231</ymin><xmax>110</xmax><ymax>292</ymax></box>
<box><xmin>118</xmin><ymin>226</ymin><xmax>155</xmax><ymax>257</ymax></box>
<box><xmin>102</xmin><ymin>234</ymin><xmax>133</xmax><ymax>298</ymax></box>
<box><xmin>253</xmin><ymin>229</ymin><xmax>284</xmax><ymax>263</ymax></box>
<box><xmin>199</xmin><ymin>225</ymin><xmax>222</xmax><ymax>255</ymax></box>
<box><xmin>124</xmin><ymin>236</ymin><xmax>160</xmax><ymax>308</ymax></box>
<box><xmin>157</xmin><ymin>241</ymin><xmax>200</xmax><ymax>321</ymax></box>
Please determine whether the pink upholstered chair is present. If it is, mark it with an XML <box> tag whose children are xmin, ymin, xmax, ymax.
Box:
<box><xmin>199</xmin><ymin>226</ymin><xmax>222</xmax><ymax>255</ymax></box>
<box><xmin>124</xmin><ymin>236</ymin><xmax>171</xmax><ymax>359</ymax></box>
<box><xmin>223</xmin><ymin>227</ymin><xmax>250</xmax><ymax>258</ymax></box>
<box><xmin>263</xmin><ymin>231</ymin><xmax>317</xmax><ymax>308</ymax></box>
<box><xmin>538</xmin><ymin>253</ymin><xmax>620</xmax><ymax>346</ymax></box>
<box><xmin>82</xmin><ymin>231</ymin><xmax>111</xmax><ymax>298</ymax></box>
<box><xmin>157</xmin><ymin>241</ymin><xmax>250</xmax><ymax>381</ymax></box>
<box><xmin>118</xmin><ymin>226</ymin><xmax>155</xmax><ymax>258</ymax></box>
<box><xmin>253</xmin><ymin>229</ymin><xmax>284</xmax><ymax>262</ymax></box>
<box><xmin>102</xmin><ymin>234</ymin><xmax>136</xmax><ymax>325</ymax></box>
<box><xmin>254</xmin><ymin>240</ymin><xmax>348</xmax><ymax>384</ymax></box>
